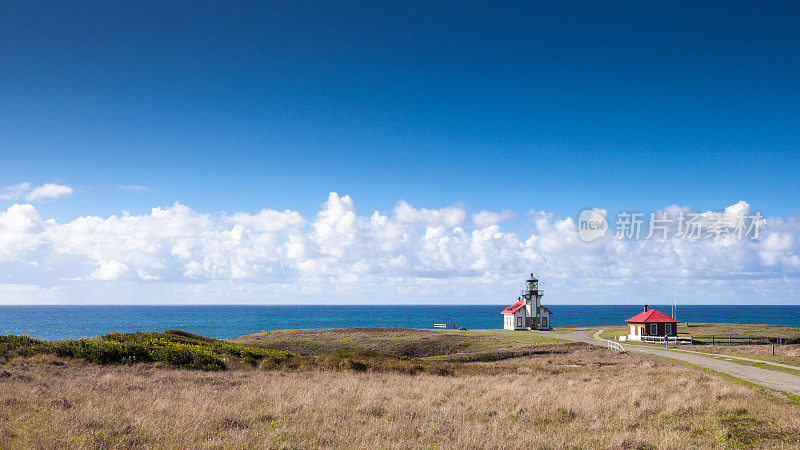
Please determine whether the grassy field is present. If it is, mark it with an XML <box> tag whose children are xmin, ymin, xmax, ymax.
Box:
<box><xmin>680</xmin><ymin>344</ymin><xmax>800</xmax><ymax>367</ymax></box>
<box><xmin>235</xmin><ymin>327</ymin><xmax>559</xmax><ymax>360</ymax></box>
<box><xmin>598</xmin><ymin>323</ymin><xmax>800</xmax><ymax>367</ymax></box>
<box><xmin>683</xmin><ymin>323</ymin><xmax>800</xmax><ymax>342</ymax></box>
<box><xmin>2</xmin><ymin>328</ymin><xmax>800</xmax><ymax>448</ymax></box>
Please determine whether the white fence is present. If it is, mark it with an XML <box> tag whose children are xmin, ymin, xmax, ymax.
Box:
<box><xmin>640</xmin><ymin>335</ymin><xmax>692</xmax><ymax>344</ymax></box>
<box><xmin>607</xmin><ymin>340</ymin><xmax>626</xmax><ymax>353</ymax></box>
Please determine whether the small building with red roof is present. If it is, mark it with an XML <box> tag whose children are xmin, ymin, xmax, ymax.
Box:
<box><xmin>501</xmin><ymin>298</ymin><xmax>527</xmax><ymax>330</ymax></box>
<box><xmin>502</xmin><ymin>274</ymin><xmax>552</xmax><ymax>330</ymax></box>
<box><xmin>625</xmin><ymin>305</ymin><xmax>679</xmax><ymax>341</ymax></box>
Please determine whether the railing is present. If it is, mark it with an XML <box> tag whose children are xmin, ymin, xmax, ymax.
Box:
<box><xmin>607</xmin><ymin>340</ymin><xmax>626</xmax><ymax>353</ymax></box>
<box><xmin>641</xmin><ymin>336</ymin><xmax>693</xmax><ymax>344</ymax></box>
<box><xmin>520</xmin><ymin>290</ymin><xmax>544</xmax><ymax>296</ymax></box>
<box><xmin>690</xmin><ymin>335</ymin><xmax>791</xmax><ymax>345</ymax></box>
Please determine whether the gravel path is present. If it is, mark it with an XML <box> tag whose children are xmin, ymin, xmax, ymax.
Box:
<box><xmin>540</xmin><ymin>328</ymin><xmax>800</xmax><ymax>396</ymax></box>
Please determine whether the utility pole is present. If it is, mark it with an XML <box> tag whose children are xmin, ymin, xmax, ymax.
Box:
<box><xmin>672</xmin><ymin>288</ymin><xmax>677</xmax><ymax>319</ymax></box>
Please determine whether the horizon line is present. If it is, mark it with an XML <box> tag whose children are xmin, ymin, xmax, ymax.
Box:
<box><xmin>1</xmin><ymin>303</ymin><xmax>798</xmax><ymax>307</ymax></box>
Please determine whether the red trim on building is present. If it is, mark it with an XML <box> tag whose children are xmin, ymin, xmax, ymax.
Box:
<box><xmin>501</xmin><ymin>299</ymin><xmax>525</xmax><ymax>314</ymax></box>
<box><xmin>625</xmin><ymin>309</ymin><xmax>679</xmax><ymax>323</ymax></box>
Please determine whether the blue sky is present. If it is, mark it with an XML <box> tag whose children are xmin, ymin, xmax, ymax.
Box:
<box><xmin>0</xmin><ymin>1</ymin><xmax>799</xmax><ymax>304</ymax></box>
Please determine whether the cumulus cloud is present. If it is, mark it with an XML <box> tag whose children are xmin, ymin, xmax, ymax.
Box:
<box><xmin>0</xmin><ymin>194</ymin><xmax>798</xmax><ymax>304</ymax></box>
<box><xmin>393</xmin><ymin>200</ymin><xmax>466</xmax><ymax>227</ymax></box>
<box><xmin>472</xmin><ymin>209</ymin><xmax>516</xmax><ymax>227</ymax></box>
<box><xmin>0</xmin><ymin>203</ymin><xmax>45</xmax><ymax>261</ymax></box>
<box><xmin>0</xmin><ymin>182</ymin><xmax>73</xmax><ymax>202</ymax></box>
<box><xmin>227</xmin><ymin>209</ymin><xmax>305</xmax><ymax>233</ymax></box>
<box><xmin>91</xmin><ymin>260</ymin><xmax>130</xmax><ymax>281</ymax></box>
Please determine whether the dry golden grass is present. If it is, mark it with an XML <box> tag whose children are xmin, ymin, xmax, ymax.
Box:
<box><xmin>690</xmin><ymin>344</ymin><xmax>800</xmax><ymax>367</ymax></box>
<box><xmin>2</xmin><ymin>345</ymin><xmax>800</xmax><ymax>449</ymax></box>
<box><xmin>681</xmin><ymin>323</ymin><xmax>800</xmax><ymax>341</ymax></box>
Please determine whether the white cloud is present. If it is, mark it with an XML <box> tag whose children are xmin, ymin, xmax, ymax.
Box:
<box><xmin>0</xmin><ymin>203</ymin><xmax>45</xmax><ymax>261</ymax></box>
<box><xmin>0</xmin><ymin>195</ymin><xmax>798</xmax><ymax>304</ymax></box>
<box><xmin>91</xmin><ymin>260</ymin><xmax>130</xmax><ymax>280</ymax></box>
<box><xmin>0</xmin><ymin>183</ymin><xmax>32</xmax><ymax>200</ymax></box>
<box><xmin>472</xmin><ymin>209</ymin><xmax>516</xmax><ymax>227</ymax></box>
<box><xmin>393</xmin><ymin>200</ymin><xmax>466</xmax><ymax>227</ymax></box>
<box><xmin>1</xmin><ymin>182</ymin><xmax>74</xmax><ymax>202</ymax></box>
<box><xmin>119</xmin><ymin>185</ymin><xmax>151</xmax><ymax>192</ymax></box>
<box><xmin>25</xmin><ymin>183</ymin><xmax>73</xmax><ymax>201</ymax></box>
<box><xmin>227</xmin><ymin>209</ymin><xmax>305</xmax><ymax>233</ymax></box>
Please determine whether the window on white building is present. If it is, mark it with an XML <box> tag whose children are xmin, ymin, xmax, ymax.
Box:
<box><xmin>516</xmin><ymin>317</ymin><xmax>522</xmax><ymax>328</ymax></box>
<box><xmin>650</xmin><ymin>324</ymin><xmax>657</xmax><ymax>335</ymax></box>
<box><xmin>665</xmin><ymin>323</ymin><xmax>672</xmax><ymax>334</ymax></box>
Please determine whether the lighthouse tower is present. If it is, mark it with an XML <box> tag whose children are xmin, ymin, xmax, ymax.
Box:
<box><xmin>522</xmin><ymin>274</ymin><xmax>544</xmax><ymax>330</ymax></box>
<box><xmin>502</xmin><ymin>273</ymin><xmax>552</xmax><ymax>330</ymax></box>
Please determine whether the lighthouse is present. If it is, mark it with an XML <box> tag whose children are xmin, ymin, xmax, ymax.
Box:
<box><xmin>501</xmin><ymin>274</ymin><xmax>553</xmax><ymax>330</ymax></box>
<box><xmin>522</xmin><ymin>274</ymin><xmax>544</xmax><ymax>330</ymax></box>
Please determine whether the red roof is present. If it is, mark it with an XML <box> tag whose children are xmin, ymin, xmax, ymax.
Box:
<box><xmin>625</xmin><ymin>309</ymin><xmax>679</xmax><ymax>323</ymax></box>
<box><xmin>501</xmin><ymin>299</ymin><xmax>525</xmax><ymax>314</ymax></box>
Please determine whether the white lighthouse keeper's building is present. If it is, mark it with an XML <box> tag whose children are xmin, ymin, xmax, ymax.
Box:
<box><xmin>502</xmin><ymin>274</ymin><xmax>553</xmax><ymax>330</ymax></box>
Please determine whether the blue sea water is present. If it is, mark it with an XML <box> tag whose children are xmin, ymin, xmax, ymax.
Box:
<box><xmin>0</xmin><ymin>305</ymin><xmax>798</xmax><ymax>340</ymax></box>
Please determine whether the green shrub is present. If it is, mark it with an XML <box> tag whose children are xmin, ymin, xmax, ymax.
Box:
<box><xmin>0</xmin><ymin>330</ymin><xmax>293</xmax><ymax>371</ymax></box>
<box><xmin>0</xmin><ymin>335</ymin><xmax>59</xmax><ymax>358</ymax></box>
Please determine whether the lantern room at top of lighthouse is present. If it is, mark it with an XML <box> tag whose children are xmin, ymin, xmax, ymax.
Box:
<box><xmin>522</xmin><ymin>273</ymin><xmax>541</xmax><ymax>298</ymax></box>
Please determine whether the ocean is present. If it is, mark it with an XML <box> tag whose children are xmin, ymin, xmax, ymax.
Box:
<box><xmin>0</xmin><ymin>305</ymin><xmax>798</xmax><ymax>340</ymax></box>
